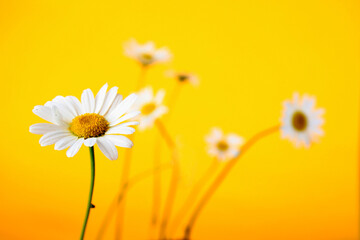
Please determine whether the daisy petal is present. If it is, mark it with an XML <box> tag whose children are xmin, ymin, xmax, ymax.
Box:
<box><xmin>81</xmin><ymin>89</ymin><xmax>95</xmax><ymax>113</ymax></box>
<box><xmin>39</xmin><ymin>131</ymin><xmax>72</xmax><ymax>146</ymax></box>
<box><xmin>84</xmin><ymin>138</ymin><xmax>97</xmax><ymax>147</ymax></box>
<box><xmin>110</xmin><ymin>111</ymin><xmax>141</xmax><ymax>126</ymax></box>
<box><xmin>107</xmin><ymin>126</ymin><xmax>135</xmax><ymax>135</ymax></box>
<box><xmin>105</xmin><ymin>135</ymin><xmax>133</xmax><ymax>148</ymax></box>
<box><xmin>99</xmin><ymin>86</ymin><xmax>118</xmax><ymax>116</ymax></box>
<box><xmin>227</xmin><ymin>134</ymin><xmax>244</xmax><ymax>146</ymax></box>
<box><xmin>33</xmin><ymin>105</ymin><xmax>53</xmax><ymax>123</ymax></box>
<box><xmin>105</xmin><ymin>94</ymin><xmax>123</xmax><ymax>119</ymax></box>
<box><xmin>30</xmin><ymin>123</ymin><xmax>64</xmax><ymax>135</ymax></box>
<box><xmin>107</xmin><ymin>93</ymin><xmax>138</xmax><ymax>122</ymax></box>
<box><xmin>66</xmin><ymin>96</ymin><xmax>83</xmax><ymax>116</ymax></box>
<box><xmin>51</xmin><ymin>106</ymin><xmax>67</xmax><ymax>126</ymax></box>
<box><xmin>94</xmin><ymin>83</ymin><xmax>108</xmax><ymax>114</ymax></box>
<box><xmin>50</xmin><ymin>96</ymin><xmax>76</xmax><ymax>123</ymax></box>
<box><xmin>97</xmin><ymin>137</ymin><xmax>118</xmax><ymax>160</ymax></box>
<box><xmin>114</xmin><ymin>121</ymin><xmax>139</xmax><ymax>127</ymax></box>
<box><xmin>154</xmin><ymin>48</ymin><xmax>171</xmax><ymax>62</ymax></box>
<box><xmin>66</xmin><ymin>138</ymin><xmax>84</xmax><ymax>157</ymax></box>
<box><xmin>55</xmin><ymin>136</ymin><xmax>78</xmax><ymax>150</ymax></box>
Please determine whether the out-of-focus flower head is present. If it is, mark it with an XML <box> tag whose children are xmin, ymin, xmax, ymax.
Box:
<box><xmin>30</xmin><ymin>83</ymin><xmax>140</xmax><ymax>160</ymax></box>
<box><xmin>205</xmin><ymin>128</ymin><xmax>244</xmax><ymax>161</ymax></box>
<box><xmin>165</xmin><ymin>70</ymin><xmax>199</xmax><ymax>86</ymax></box>
<box><xmin>131</xmin><ymin>86</ymin><xmax>168</xmax><ymax>130</ymax></box>
<box><xmin>124</xmin><ymin>39</ymin><xmax>172</xmax><ymax>67</ymax></box>
<box><xmin>281</xmin><ymin>93</ymin><xmax>324</xmax><ymax>148</ymax></box>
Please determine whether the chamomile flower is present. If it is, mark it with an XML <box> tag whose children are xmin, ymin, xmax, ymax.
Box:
<box><xmin>30</xmin><ymin>83</ymin><xmax>140</xmax><ymax>160</ymax></box>
<box><xmin>281</xmin><ymin>93</ymin><xmax>324</xmax><ymax>147</ymax></box>
<box><xmin>124</xmin><ymin>39</ymin><xmax>171</xmax><ymax>67</ymax></box>
<box><xmin>205</xmin><ymin>128</ymin><xmax>244</xmax><ymax>161</ymax></box>
<box><xmin>165</xmin><ymin>70</ymin><xmax>199</xmax><ymax>86</ymax></box>
<box><xmin>132</xmin><ymin>86</ymin><xmax>168</xmax><ymax>130</ymax></box>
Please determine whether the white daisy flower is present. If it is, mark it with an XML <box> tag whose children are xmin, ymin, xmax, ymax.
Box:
<box><xmin>205</xmin><ymin>128</ymin><xmax>244</xmax><ymax>161</ymax></box>
<box><xmin>30</xmin><ymin>83</ymin><xmax>141</xmax><ymax>160</ymax></box>
<box><xmin>281</xmin><ymin>93</ymin><xmax>325</xmax><ymax>147</ymax></box>
<box><xmin>124</xmin><ymin>39</ymin><xmax>172</xmax><ymax>67</ymax></box>
<box><xmin>165</xmin><ymin>70</ymin><xmax>199</xmax><ymax>86</ymax></box>
<box><xmin>132</xmin><ymin>86</ymin><xmax>168</xmax><ymax>130</ymax></box>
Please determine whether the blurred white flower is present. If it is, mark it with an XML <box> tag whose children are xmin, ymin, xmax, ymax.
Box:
<box><xmin>281</xmin><ymin>93</ymin><xmax>324</xmax><ymax>147</ymax></box>
<box><xmin>166</xmin><ymin>70</ymin><xmax>199</xmax><ymax>86</ymax></box>
<box><xmin>132</xmin><ymin>86</ymin><xmax>168</xmax><ymax>130</ymax></box>
<box><xmin>30</xmin><ymin>83</ymin><xmax>140</xmax><ymax>160</ymax></box>
<box><xmin>205</xmin><ymin>128</ymin><xmax>244</xmax><ymax>161</ymax></box>
<box><xmin>124</xmin><ymin>39</ymin><xmax>171</xmax><ymax>67</ymax></box>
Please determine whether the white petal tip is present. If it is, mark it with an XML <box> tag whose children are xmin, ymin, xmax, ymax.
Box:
<box><xmin>84</xmin><ymin>138</ymin><xmax>97</xmax><ymax>147</ymax></box>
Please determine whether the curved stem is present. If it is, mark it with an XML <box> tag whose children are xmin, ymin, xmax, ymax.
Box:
<box><xmin>80</xmin><ymin>146</ymin><xmax>96</xmax><ymax>240</ymax></box>
<box><xmin>96</xmin><ymin>163</ymin><xmax>171</xmax><ymax>240</ymax></box>
<box><xmin>136</xmin><ymin>66</ymin><xmax>147</xmax><ymax>91</ymax></box>
<box><xmin>169</xmin><ymin>158</ymin><xmax>219</xmax><ymax>237</ymax></box>
<box><xmin>183</xmin><ymin>125</ymin><xmax>280</xmax><ymax>240</ymax></box>
<box><xmin>149</xmin><ymin>134</ymin><xmax>163</xmax><ymax>239</ymax></box>
<box><xmin>114</xmin><ymin>135</ymin><xmax>135</xmax><ymax>240</ymax></box>
<box><xmin>155</xmin><ymin>120</ymin><xmax>179</xmax><ymax>239</ymax></box>
<box><xmin>150</xmin><ymin>84</ymin><xmax>182</xmax><ymax>238</ymax></box>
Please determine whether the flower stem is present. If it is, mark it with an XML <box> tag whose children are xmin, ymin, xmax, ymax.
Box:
<box><xmin>149</xmin><ymin>84</ymin><xmax>182</xmax><ymax>238</ymax></box>
<box><xmin>114</xmin><ymin>135</ymin><xmax>134</xmax><ymax>240</ymax></box>
<box><xmin>149</xmin><ymin>134</ymin><xmax>163</xmax><ymax>239</ymax></box>
<box><xmin>169</xmin><ymin>158</ymin><xmax>219</xmax><ymax>237</ymax></box>
<box><xmin>155</xmin><ymin>120</ymin><xmax>179</xmax><ymax>239</ymax></box>
<box><xmin>96</xmin><ymin>163</ymin><xmax>171</xmax><ymax>240</ymax></box>
<box><xmin>136</xmin><ymin>66</ymin><xmax>147</xmax><ymax>91</ymax></box>
<box><xmin>80</xmin><ymin>146</ymin><xmax>96</xmax><ymax>240</ymax></box>
<box><xmin>183</xmin><ymin>125</ymin><xmax>280</xmax><ymax>240</ymax></box>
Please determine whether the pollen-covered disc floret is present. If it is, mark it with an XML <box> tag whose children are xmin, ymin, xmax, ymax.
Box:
<box><xmin>70</xmin><ymin>113</ymin><xmax>109</xmax><ymax>139</ymax></box>
<box><xmin>205</xmin><ymin>128</ymin><xmax>244</xmax><ymax>161</ymax></box>
<box><xmin>131</xmin><ymin>86</ymin><xmax>168</xmax><ymax>130</ymax></box>
<box><xmin>281</xmin><ymin>93</ymin><xmax>324</xmax><ymax>147</ymax></box>
<box><xmin>30</xmin><ymin>83</ymin><xmax>140</xmax><ymax>160</ymax></box>
<box><xmin>124</xmin><ymin>39</ymin><xmax>171</xmax><ymax>66</ymax></box>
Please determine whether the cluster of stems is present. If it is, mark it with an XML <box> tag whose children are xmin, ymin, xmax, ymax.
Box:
<box><xmin>80</xmin><ymin>65</ymin><xmax>280</xmax><ymax>240</ymax></box>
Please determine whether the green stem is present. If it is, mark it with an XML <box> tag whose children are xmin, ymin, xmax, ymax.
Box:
<box><xmin>80</xmin><ymin>146</ymin><xmax>96</xmax><ymax>240</ymax></box>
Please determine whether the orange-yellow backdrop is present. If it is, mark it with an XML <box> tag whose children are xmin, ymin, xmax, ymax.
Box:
<box><xmin>0</xmin><ymin>0</ymin><xmax>359</xmax><ymax>239</ymax></box>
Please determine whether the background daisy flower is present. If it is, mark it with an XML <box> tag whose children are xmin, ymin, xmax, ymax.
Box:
<box><xmin>280</xmin><ymin>93</ymin><xmax>325</xmax><ymax>147</ymax></box>
<box><xmin>205</xmin><ymin>127</ymin><xmax>244</xmax><ymax>161</ymax></box>
<box><xmin>132</xmin><ymin>86</ymin><xmax>168</xmax><ymax>130</ymax></box>
<box><xmin>165</xmin><ymin>70</ymin><xmax>200</xmax><ymax>86</ymax></box>
<box><xmin>124</xmin><ymin>39</ymin><xmax>172</xmax><ymax>67</ymax></box>
<box><xmin>30</xmin><ymin>83</ymin><xmax>140</xmax><ymax>160</ymax></box>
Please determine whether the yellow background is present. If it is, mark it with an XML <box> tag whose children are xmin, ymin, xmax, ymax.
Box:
<box><xmin>0</xmin><ymin>0</ymin><xmax>359</xmax><ymax>239</ymax></box>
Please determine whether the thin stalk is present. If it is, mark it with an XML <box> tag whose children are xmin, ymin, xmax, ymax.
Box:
<box><xmin>155</xmin><ymin>120</ymin><xmax>179</xmax><ymax>239</ymax></box>
<box><xmin>183</xmin><ymin>125</ymin><xmax>280</xmax><ymax>240</ymax></box>
<box><xmin>96</xmin><ymin>163</ymin><xmax>171</xmax><ymax>240</ymax></box>
<box><xmin>136</xmin><ymin>66</ymin><xmax>147</xmax><ymax>91</ymax></box>
<box><xmin>149</xmin><ymin>134</ymin><xmax>163</xmax><ymax>239</ymax></box>
<box><xmin>149</xmin><ymin>82</ymin><xmax>182</xmax><ymax>238</ymax></box>
<box><xmin>169</xmin><ymin>158</ymin><xmax>219</xmax><ymax>237</ymax></box>
<box><xmin>114</xmin><ymin>135</ymin><xmax>135</xmax><ymax>240</ymax></box>
<box><xmin>80</xmin><ymin>146</ymin><xmax>96</xmax><ymax>240</ymax></box>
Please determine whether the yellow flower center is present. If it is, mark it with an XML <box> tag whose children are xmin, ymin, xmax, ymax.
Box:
<box><xmin>178</xmin><ymin>74</ymin><xmax>189</xmax><ymax>82</ymax></box>
<box><xmin>141</xmin><ymin>53</ymin><xmax>153</xmax><ymax>61</ymax></box>
<box><xmin>292</xmin><ymin>111</ymin><xmax>307</xmax><ymax>131</ymax></box>
<box><xmin>69</xmin><ymin>113</ymin><xmax>109</xmax><ymax>139</ymax></box>
<box><xmin>217</xmin><ymin>141</ymin><xmax>229</xmax><ymax>151</ymax></box>
<box><xmin>141</xmin><ymin>103</ymin><xmax>156</xmax><ymax>115</ymax></box>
